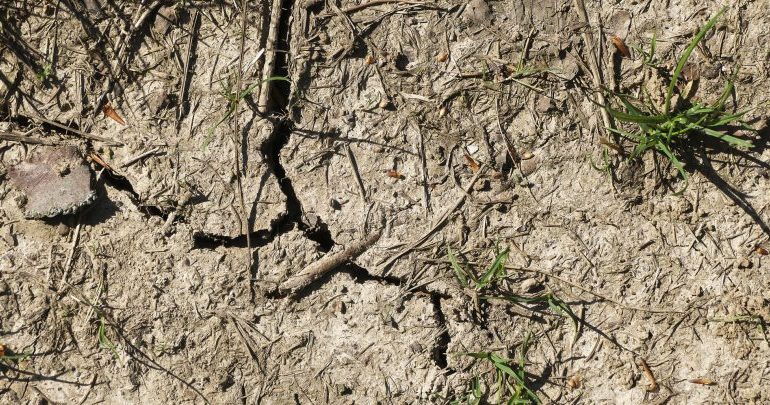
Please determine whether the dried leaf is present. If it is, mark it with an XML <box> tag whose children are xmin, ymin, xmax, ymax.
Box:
<box><xmin>464</xmin><ymin>154</ymin><xmax>480</xmax><ymax>172</ymax></box>
<box><xmin>756</xmin><ymin>246</ymin><xmax>768</xmax><ymax>256</ymax></box>
<box><xmin>611</xmin><ymin>35</ymin><xmax>631</xmax><ymax>58</ymax></box>
<box><xmin>638</xmin><ymin>358</ymin><xmax>659</xmax><ymax>392</ymax></box>
<box><xmin>103</xmin><ymin>103</ymin><xmax>126</xmax><ymax>125</ymax></box>
<box><xmin>0</xmin><ymin>343</ymin><xmax>5</xmax><ymax>357</ymax></box>
<box><xmin>567</xmin><ymin>374</ymin><xmax>581</xmax><ymax>389</ymax></box>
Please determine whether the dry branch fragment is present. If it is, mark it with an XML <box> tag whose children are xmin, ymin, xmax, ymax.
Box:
<box><xmin>279</xmin><ymin>231</ymin><xmax>383</xmax><ymax>295</ymax></box>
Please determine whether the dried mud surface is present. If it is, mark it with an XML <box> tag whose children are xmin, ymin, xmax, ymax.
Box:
<box><xmin>2</xmin><ymin>1</ymin><xmax>770</xmax><ymax>403</ymax></box>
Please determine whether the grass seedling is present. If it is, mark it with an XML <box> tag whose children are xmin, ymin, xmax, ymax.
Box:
<box><xmin>605</xmin><ymin>7</ymin><xmax>756</xmax><ymax>192</ymax></box>
<box><xmin>36</xmin><ymin>62</ymin><xmax>54</xmax><ymax>82</ymax></box>
<box><xmin>0</xmin><ymin>343</ymin><xmax>30</xmax><ymax>366</ymax></box>
<box><xmin>448</xmin><ymin>246</ymin><xmax>580</xmax><ymax>341</ymax></box>
<box><xmin>483</xmin><ymin>292</ymin><xmax>580</xmax><ymax>343</ymax></box>
<box><xmin>457</xmin><ymin>333</ymin><xmax>541</xmax><ymax>404</ymax></box>
<box><xmin>710</xmin><ymin>314</ymin><xmax>769</xmax><ymax>344</ymax></box>
<box><xmin>631</xmin><ymin>33</ymin><xmax>659</xmax><ymax>68</ymax></box>
<box><xmin>448</xmin><ymin>246</ymin><xmax>510</xmax><ymax>291</ymax></box>
<box><xmin>452</xmin><ymin>376</ymin><xmax>483</xmax><ymax>405</ymax></box>
<box><xmin>203</xmin><ymin>75</ymin><xmax>290</xmax><ymax>149</ymax></box>
<box><xmin>98</xmin><ymin>316</ymin><xmax>120</xmax><ymax>361</ymax></box>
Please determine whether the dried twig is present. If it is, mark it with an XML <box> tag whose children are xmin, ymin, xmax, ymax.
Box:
<box><xmin>0</xmin><ymin>130</ymin><xmax>56</xmax><ymax>145</ymax></box>
<box><xmin>416</xmin><ymin>122</ymin><xmax>431</xmax><ymax>214</ymax></box>
<box><xmin>318</xmin><ymin>0</ymin><xmax>429</xmax><ymax>18</ymax></box>
<box><xmin>572</xmin><ymin>0</ymin><xmax>615</xmax><ymax>138</ymax></box>
<box><xmin>279</xmin><ymin>231</ymin><xmax>383</xmax><ymax>295</ymax></box>
<box><xmin>61</xmin><ymin>219</ymin><xmax>82</xmax><ymax>287</ymax></box>
<box><xmin>32</xmin><ymin>116</ymin><xmax>123</xmax><ymax>146</ymax></box>
<box><xmin>234</xmin><ymin>0</ymin><xmax>252</xmax><ymax>269</ymax></box>
<box><xmin>121</xmin><ymin>147</ymin><xmax>163</xmax><ymax>168</ymax></box>
<box><xmin>176</xmin><ymin>9</ymin><xmax>199</xmax><ymax>131</ymax></box>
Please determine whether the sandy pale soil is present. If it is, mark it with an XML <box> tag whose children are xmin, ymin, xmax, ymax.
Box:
<box><xmin>2</xmin><ymin>0</ymin><xmax>770</xmax><ymax>403</ymax></box>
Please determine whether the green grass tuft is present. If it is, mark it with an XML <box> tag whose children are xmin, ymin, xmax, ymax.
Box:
<box><xmin>454</xmin><ymin>333</ymin><xmax>541</xmax><ymax>404</ymax></box>
<box><xmin>604</xmin><ymin>7</ymin><xmax>757</xmax><ymax>193</ymax></box>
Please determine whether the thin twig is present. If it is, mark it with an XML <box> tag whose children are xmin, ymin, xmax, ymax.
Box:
<box><xmin>176</xmin><ymin>9</ymin><xmax>199</xmax><ymax>131</ymax></box>
<box><xmin>32</xmin><ymin>116</ymin><xmax>123</xmax><ymax>146</ymax></box>
<box><xmin>416</xmin><ymin>121</ymin><xmax>431</xmax><ymax>214</ymax></box>
<box><xmin>120</xmin><ymin>147</ymin><xmax>163</xmax><ymax>168</ymax></box>
<box><xmin>0</xmin><ymin>130</ymin><xmax>56</xmax><ymax>145</ymax></box>
<box><xmin>234</xmin><ymin>0</ymin><xmax>252</xmax><ymax>270</ymax></box>
<box><xmin>318</xmin><ymin>0</ymin><xmax>428</xmax><ymax>17</ymax></box>
<box><xmin>344</xmin><ymin>143</ymin><xmax>368</xmax><ymax>203</ymax></box>
<box><xmin>61</xmin><ymin>219</ymin><xmax>82</xmax><ymax>288</ymax></box>
<box><xmin>572</xmin><ymin>0</ymin><xmax>614</xmax><ymax>138</ymax></box>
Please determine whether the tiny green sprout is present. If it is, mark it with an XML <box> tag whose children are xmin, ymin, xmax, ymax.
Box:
<box><xmin>447</xmin><ymin>246</ymin><xmax>510</xmax><ymax>291</ymax></box>
<box><xmin>36</xmin><ymin>62</ymin><xmax>53</xmax><ymax>82</ymax></box>
<box><xmin>98</xmin><ymin>316</ymin><xmax>120</xmax><ymax>360</ymax></box>
<box><xmin>203</xmin><ymin>75</ymin><xmax>291</xmax><ymax>149</ymax></box>
<box><xmin>710</xmin><ymin>314</ymin><xmax>769</xmax><ymax>344</ymax></box>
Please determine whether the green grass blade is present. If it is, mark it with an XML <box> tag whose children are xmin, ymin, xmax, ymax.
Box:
<box><xmin>546</xmin><ymin>295</ymin><xmax>580</xmax><ymax>342</ymax></box>
<box><xmin>648</xmin><ymin>33</ymin><xmax>657</xmax><ymax>64</ymax></box>
<box><xmin>694</xmin><ymin>125</ymin><xmax>754</xmax><ymax>148</ymax></box>
<box><xmin>709</xmin><ymin>111</ymin><xmax>747</xmax><ymax>127</ymax></box>
<box><xmin>477</xmin><ymin>248</ymin><xmax>510</xmax><ymax>288</ymax></box>
<box><xmin>713</xmin><ymin>78</ymin><xmax>735</xmax><ymax>110</ymax></box>
<box><xmin>447</xmin><ymin>246</ymin><xmax>469</xmax><ymax>287</ymax></box>
<box><xmin>98</xmin><ymin>317</ymin><xmax>120</xmax><ymax>360</ymax></box>
<box><xmin>665</xmin><ymin>7</ymin><xmax>726</xmax><ymax>114</ymax></box>
<box><xmin>655</xmin><ymin>141</ymin><xmax>689</xmax><ymax>193</ymax></box>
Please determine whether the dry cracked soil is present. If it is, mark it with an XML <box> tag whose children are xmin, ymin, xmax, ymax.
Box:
<box><xmin>2</xmin><ymin>0</ymin><xmax>770</xmax><ymax>404</ymax></box>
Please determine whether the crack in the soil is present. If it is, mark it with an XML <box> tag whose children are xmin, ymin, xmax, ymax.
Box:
<box><xmin>194</xmin><ymin>0</ymin><xmax>335</xmax><ymax>253</ymax></box>
<box><xmin>430</xmin><ymin>294</ymin><xmax>451</xmax><ymax>370</ymax></box>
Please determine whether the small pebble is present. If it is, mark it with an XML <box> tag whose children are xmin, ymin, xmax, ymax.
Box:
<box><xmin>57</xmin><ymin>223</ymin><xmax>70</xmax><ymax>236</ymax></box>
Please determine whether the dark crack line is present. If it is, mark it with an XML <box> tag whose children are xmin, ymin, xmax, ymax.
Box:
<box><xmin>431</xmin><ymin>294</ymin><xmax>451</xmax><ymax>370</ymax></box>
